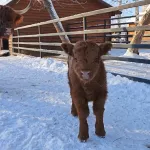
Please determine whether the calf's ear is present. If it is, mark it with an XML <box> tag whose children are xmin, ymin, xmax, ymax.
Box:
<box><xmin>15</xmin><ymin>14</ymin><xmax>23</xmax><ymax>26</ymax></box>
<box><xmin>61</xmin><ymin>43</ymin><xmax>74</xmax><ymax>56</ymax></box>
<box><xmin>99</xmin><ymin>42</ymin><xmax>112</xmax><ymax>56</ymax></box>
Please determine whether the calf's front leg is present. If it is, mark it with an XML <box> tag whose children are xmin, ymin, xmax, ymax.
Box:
<box><xmin>93</xmin><ymin>94</ymin><xmax>106</xmax><ymax>137</ymax></box>
<box><xmin>71</xmin><ymin>101</ymin><xmax>78</xmax><ymax>116</ymax></box>
<box><xmin>73</xmin><ymin>95</ymin><xmax>89</xmax><ymax>141</ymax></box>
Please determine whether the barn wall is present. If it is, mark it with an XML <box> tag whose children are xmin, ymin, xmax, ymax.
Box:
<box><xmin>7</xmin><ymin>0</ymin><xmax>115</xmax><ymax>56</ymax></box>
<box><xmin>129</xmin><ymin>23</ymin><xmax>150</xmax><ymax>43</ymax></box>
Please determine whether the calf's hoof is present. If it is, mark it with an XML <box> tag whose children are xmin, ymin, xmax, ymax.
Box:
<box><xmin>71</xmin><ymin>110</ymin><xmax>78</xmax><ymax>117</ymax></box>
<box><xmin>78</xmin><ymin>133</ymin><xmax>89</xmax><ymax>142</ymax></box>
<box><xmin>95</xmin><ymin>129</ymin><xmax>106</xmax><ymax>138</ymax></box>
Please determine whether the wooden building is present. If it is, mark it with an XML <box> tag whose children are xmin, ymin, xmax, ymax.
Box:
<box><xmin>128</xmin><ymin>7</ymin><xmax>150</xmax><ymax>44</ymax></box>
<box><xmin>5</xmin><ymin>0</ymin><xmax>121</xmax><ymax>55</ymax></box>
<box><xmin>128</xmin><ymin>23</ymin><xmax>150</xmax><ymax>44</ymax></box>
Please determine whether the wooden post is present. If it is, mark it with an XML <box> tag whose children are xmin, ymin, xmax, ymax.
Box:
<box><xmin>38</xmin><ymin>25</ymin><xmax>42</xmax><ymax>58</ymax></box>
<box><xmin>126</xmin><ymin>31</ymin><xmax>129</xmax><ymax>44</ymax></box>
<box><xmin>17</xmin><ymin>29</ymin><xmax>20</xmax><ymax>53</ymax></box>
<box><xmin>83</xmin><ymin>17</ymin><xmax>87</xmax><ymax>41</ymax></box>
<box><xmin>126</xmin><ymin>5</ymin><xmax>150</xmax><ymax>55</ymax></box>
<box><xmin>118</xmin><ymin>0</ymin><xmax>122</xmax><ymax>28</ymax></box>
<box><xmin>0</xmin><ymin>39</ymin><xmax>2</xmax><ymax>52</ymax></box>
<box><xmin>135</xmin><ymin>0</ymin><xmax>139</xmax><ymax>26</ymax></box>
<box><xmin>9</xmin><ymin>34</ymin><xmax>13</xmax><ymax>55</ymax></box>
<box><xmin>104</xmin><ymin>20</ymin><xmax>106</xmax><ymax>42</ymax></box>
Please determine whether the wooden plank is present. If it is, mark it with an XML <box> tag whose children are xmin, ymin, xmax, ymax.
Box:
<box><xmin>14</xmin><ymin>0</ymin><xmax>150</xmax><ymax>30</ymax></box>
<box><xmin>102</xmin><ymin>56</ymin><xmax>150</xmax><ymax>64</ymax></box>
<box><xmin>13</xmin><ymin>25</ymin><xmax>150</xmax><ymax>38</ymax></box>
<box><xmin>83</xmin><ymin>17</ymin><xmax>87</xmax><ymax>40</ymax></box>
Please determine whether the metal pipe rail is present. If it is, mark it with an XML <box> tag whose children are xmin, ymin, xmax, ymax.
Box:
<box><xmin>13</xmin><ymin>42</ymin><xmax>61</xmax><ymax>46</ymax></box>
<box><xmin>68</xmin><ymin>22</ymin><xmax>135</xmax><ymax>30</ymax></box>
<box><xmin>13</xmin><ymin>25</ymin><xmax>150</xmax><ymax>39</ymax></box>
<box><xmin>102</xmin><ymin>56</ymin><xmax>150</xmax><ymax>64</ymax></box>
<box><xmin>103</xmin><ymin>56</ymin><xmax>150</xmax><ymax>84</ymax></box>
<box><xmin>67</xmin><ymin>15</ymin><xmax>143</xmax><ymax>25</ymax></box>
<box><xmin>13</xmin><ymin>46</ymin><xmax>64</xmax><ymax>55</ymax></box>
<box><xmin>108</xmin><ymin>72</ymin><xmax>150</xmax><ymax>84</ymax></box>
<box><xmin>12</xmin><ymin>43</ymin><xmax>150</xmax><ymax>49</ymax></box>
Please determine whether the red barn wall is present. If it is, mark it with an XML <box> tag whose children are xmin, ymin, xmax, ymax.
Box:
<box><xmin>7</xmin><ymin>0</ymin><xmax>115</xmax><ymax>56</ymax></box>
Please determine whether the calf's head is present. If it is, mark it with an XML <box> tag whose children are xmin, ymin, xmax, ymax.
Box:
<box><xmin>0</xmin><ymin>5</ymin><xmax>23</xmax><ymax>38</ymax></box>
<box><xmin>61</xmin><ymin>41</ymin><xmax>112</xmax><ymax>82</ymax></box>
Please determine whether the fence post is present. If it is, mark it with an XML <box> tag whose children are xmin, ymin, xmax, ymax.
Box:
<box><xmin>104</xmin><ymin>20</ymin><xmax>106</xmax><ymax>42</ymax></box>
<box><xmin>17</xmin><ymin>29</ymin><xmax>20</xmax><ymax>53</ymax></box>
<box><xmin>9</xmin><ymin>34</ymin><xmax>13</xmax><ymax>55</ymax></box>
<box><xmin>83</xmin><ymin>17</ymin><xmax>87</xmax><ymax>40</ymax></box>
<box><xmin>0</xmin><ymin>39</ymin><xmax>1</xmax><ymax>52</ymax></box>
<box><xmin>126</xmin><ymin>31</ymin><xmax>129</xmax><ymax>44</ymax></box>
<box><xmin>38</xmin><ymin>25</ymin><xmax>42</xmax><ymax>58</ymax></box>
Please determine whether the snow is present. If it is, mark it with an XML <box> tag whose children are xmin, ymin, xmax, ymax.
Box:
<box><xmin>105</xmin><ymin>49</ymin><xmax>150</xmax><ymax>80</ymax></box>
<box><xmin>110</xmin><ymin>49</ymin><xmax>150</xmax><ymax>60</ymax></box>
<box><xmin>0</xmin><ymin>0</ymin><xmax>12</xmax><ymax>5</ymax></box>
<box><xmin>105</xmin><ymin>60</ymin><xmax>150</xmax><ymax>80</ymax></box>
<box><xmin>0</xmin><ymin>50</ymin><xmax>9</xmax><ymax>56</ymax></box>
<box><xmin>0</xmin><ymin>55</ymin><xmax>150</xmax><ymax>150</ymax></box>
<box><xmin>124</xmin><ymin>50</ymin><xmax>140</xmax><ymax>57</ymax></box>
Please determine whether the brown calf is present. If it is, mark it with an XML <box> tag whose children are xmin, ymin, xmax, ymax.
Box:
<box><xmin>0</xmin><ymin>5</ymin><xmax>23</xmax><ymax>38</ymax></box>
<box><xmin>0</xmin><ymin>5</ymin><xmax>23</xmax><ymax>51</ymax></box>
<box><xmin>61</xmin><ymin>41</ymin><xmax>112</xmax><ymax>141</ymax></box>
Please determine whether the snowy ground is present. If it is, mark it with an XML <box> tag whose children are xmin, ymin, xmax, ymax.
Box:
<box><xmin>0</xmin><ymin>55</ymin><xmax>150</xmax><ymax>150</ymax></box>
<box><xmin>105</xmin><ymin>49</ymin><xmax>150</xmax><ymax>80</ymax></box>
<box><xmin>0</xmin><ymin>50</ymin><xmax>9</xmax><ymax>56</ymax></box>
<box><xmin>110</xmin><ymin>49</ymin><xmax>150</xmax><ymax>60</ymax></box>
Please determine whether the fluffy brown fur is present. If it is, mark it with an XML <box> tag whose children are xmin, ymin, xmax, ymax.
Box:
<box><xmin>61</xmin><ymin>40</ymin><xmax>112</xmax><ymax>142</ymax></box>
<box><xmin>0</xmin><ymin>5</ymin><xmax>23</xmax><ymax>38</ymax></box>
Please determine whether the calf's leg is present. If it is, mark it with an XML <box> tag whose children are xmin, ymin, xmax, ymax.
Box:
<box><xmin>69</xmin><ymin>82</ymin><xmax>78</xmax><ymax>116</ymax></box>
<box><xmin>71</xmin><ymin>101</ymin><xmax>78</xmax><ymax>116</ymax></box>
<box><xmin>73</xmin><ymin>96</ymin><xmax>89</xmax><ymax>141</ymax></box>
<box><xmin>93</xmin><ymin>95</ymin><xmax>106</xmax><ymax>137</ymax></box>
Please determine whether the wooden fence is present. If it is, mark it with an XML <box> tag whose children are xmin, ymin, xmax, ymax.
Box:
<box><xmin>10</xmin><ymin>0</ymin><xmax>150</xmax><ymax>57</ymax></box>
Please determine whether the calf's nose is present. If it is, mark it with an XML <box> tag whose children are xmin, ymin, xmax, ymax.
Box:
<box><xmin>81</xmin><ymin>70</ymin><xmax>90</xmax><ymax>80</ymax></box>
